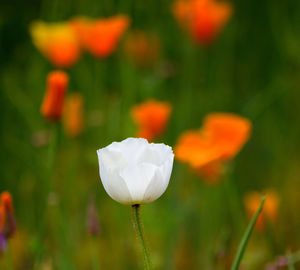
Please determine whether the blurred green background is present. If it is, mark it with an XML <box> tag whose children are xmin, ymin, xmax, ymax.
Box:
<box><xmin>0</xmin><ymin>0</ymin><xmax>299</xmax><ymax>269</ymax></box>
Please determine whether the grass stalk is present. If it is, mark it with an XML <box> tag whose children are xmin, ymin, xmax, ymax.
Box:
<box><xmin>230</xmin><ymin>196</ymin><xmax>265</xmax><ymax>270</ymax></box>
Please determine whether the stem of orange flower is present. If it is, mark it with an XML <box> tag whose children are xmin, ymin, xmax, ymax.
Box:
<box><xmin>34</xmin><ymin>123</ymin><xmax>59</xmax><ymax>269</ymax></box>
<box><xmin>5</xmin><ymin>244</ymin><xmax>13</xmax><ymax>270</ymax></box>
<box><xmin>47</xmin><ymin>123</ymin><xmax>59</xmax><ymax>177</ymax></box>
<box><xmin>132</xmin><ymin>204</ymin><xmax>151</xmax><ymax>270</ymax></box>
<box><xmin>287</xmin><ymin>252</ymin><xmax>296</xmax><ymax>270</ymax></box>
<box><xmin>223</xmin><ymin>169</ymin><xmax>245</xmax><ymax>232</ymax></box>
<box><xmin>230</xmin><ymin>196</ymin><xmax>265</xmax><ymax>270</ymax></box>
<box><xmin>265</xmin><ymin>218</ymin><xmax>278</xmax><ymax>254</ymax></box>
<box><xmin>40</xmin><ymin>122</ymin><xmax>58</xmax><ymax>215</ymax></box>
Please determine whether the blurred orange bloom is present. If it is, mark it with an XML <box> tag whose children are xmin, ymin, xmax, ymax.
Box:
<box><xmin>244</xmin><ymin>190</ymin><xmax>280</xmax><ymax>230</ymax></box>
<box><xmin>41</xmin><ymin>71</ymin><xmax>69</xmax><ymax>121</ymax></box>
<box><xmin>0</xmin><ymin>205</ymin><xmax>5</xmax><ymax>232</ymax></box>
<box><xmin>173</xmin><ymin>0</ymin><xmax>233</xmax><ymax>45</ymax></box>
<box><xmin>63</xmin><ymin>93</ymin><xmax>84</xmax><ymax>137</ymax></box>
<box><xmin>1</xmin><ymin>192</ymin><xmax>13</xmax><ymax>214</ymax></box>
<box><xmin>30</xmin><ymin>21</ymin><xmax>81</xmax><ymax>67</ymax></box>
<box><xmin>131</xmin><ymin>100</ymin><xmax>172</xmax><ymax>141</ymax></box>
<box><xmin>0</xmin><ymin>191</ymin><xmax>16</xmax><ymax>239</ymax></box>
<box><xmin>71</xmin><ymin>15</ymin><xmax>130</xmax><ymax>58</ymax></box>
<box><xmin>203</xmin><ymin>113</ymin><xmax>252</xmax><ymax>160</ymax></box>
<box><xmin>124</xmin><ymin>31</ymin><xmax>161</xmax><ymax>67</ymax></box>
<box><xmin>175</xmin><ymin>113</ymin><xmax>251</xmax><ymax>181</ymax></box>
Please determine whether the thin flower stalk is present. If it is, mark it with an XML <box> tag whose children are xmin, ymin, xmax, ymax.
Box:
<box><xmin>132</xmin><ymin>204</ymin><xmax>151</xmax><ymax>270</ymax></box>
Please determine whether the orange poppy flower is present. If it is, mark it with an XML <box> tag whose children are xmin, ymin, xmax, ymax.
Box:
<box><xmin>131</xmin><ymin>100</ymin><xmax>172</xmax><ymax>141</ymax></box>
<box><xmin>244</xmin><ymin>190</ymin><xmax>279</xmax><ymax>230</ymax></box>
<box><xmin>124</xmin><ymin>31</ymin><xmax>161</xmax><ymax>67</ymax></box>
<box><xmin>41</xmin><ymin>71</ymin><xmax>69</xmax><ymax>121</ymax></box>
<box><xmin>71</xmin><ymin>15</ymin><xmax>130</xmax><ymax>58</ymax></box>
<box><xmin>173</xmin><ymin>0</ymin><xmax>233</xmax><ymax>45</ymax></box>
<box><xmin>30</xmin><ymin>21</ymin><xmax>81</xmax><ymax>67</ymax></box>
<box><xmin>63</xmin><ymin>93</ymin><xmax>84</xmax><ymax>137</ymax></box>
<box><xmin>174</xmin><ymin>113</ymin><xmax>251</xmax><ymax>181</ymax></box>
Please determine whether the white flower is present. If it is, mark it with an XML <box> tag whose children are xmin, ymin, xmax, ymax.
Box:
<box><xmin>97</xmin><ymin>138</ymin><xmax>174</xmax><ymax>205</ymax></box>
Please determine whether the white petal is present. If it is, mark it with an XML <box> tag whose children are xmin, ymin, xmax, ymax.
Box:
<box><xmin>137</xmin><ymin>143</ymin><xmax>173</xmax><ymax>166</ymax></box>
<box><xmin>142</xmin><ymin>157</ymin><xmax>174</xmax><ymax>203</ymax></box>
<box><xmin>160</xmin><ymin>154</ymin><xmax>174</xmax><ymax>187</ymax></box>
<box><xmin>115</xmin><ymin>138</ymin><xmax>148</xmax><ymax>165</ymax></box>
<box><xmin>97</xmin><ymin>149</ymin><xmax>132</xmax><ymax>204</ymax></box>
<box><xmin>119</xmin><ymin>163</ymin><xmax>158</xmax><ymax>204</ymax></box>
<box><xmin>97</xmin><ymin>148</ymin><xmax>127</xmax><ymax>171</ymax></box>
<box><xmin>142</xmin><ymin>168</ymin><xmax>165</xmax><ymax>203</ymax></box>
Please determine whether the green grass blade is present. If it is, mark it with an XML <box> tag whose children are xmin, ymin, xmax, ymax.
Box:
<box><xmin>231</xmin><ymin>196</ymin><xmax>266</xmax><ymax>270</ymax></box>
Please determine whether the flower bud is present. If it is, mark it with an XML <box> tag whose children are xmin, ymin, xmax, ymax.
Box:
<box><xmin>0</xmin><ymin>192</ymin><xmax>16</xmax><ymax>238</ymax></box>
<box><xmin>41</xmin><ymin>71</ymin><xmax>69</xmax><ymax>121</ymax></box>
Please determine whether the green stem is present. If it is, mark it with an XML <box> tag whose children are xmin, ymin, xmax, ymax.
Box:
<box><xmin>42</xmin><ymin>123</ymin><xmax>59</xmax><ymax>216</ymax></box>
<box><xmin>231</xmin><ymin>196</ymin><xmax>266</xmax><ymax>270</ymax></box>
<box><xmin>287</xmin><ymin>253</ymin><xmax>295</xmax><ymax>270</ymax></box>
<box><xmin>223</xmin><ymin>169</ymin><xmax>245</xmax><ymax>233</ymax></box>
<box><xmin>33</xmin><ymin>123</ymin><xmax>59</xmax><ymax>269</ymax></box>
<box><xmin>5</xmin><ymin>244</ymin><xmax>13</xmax><ymax>270</ymax></box>
<box><xmin>132</xmin><ymin>205</ymin><xmax>151</xmax><ymax>270</ymax></box>
<box><xmin>291</xmin><ymin>250</ymin><xmax>300</xmax><ymax>264</ymax></box>
<box><xmin>47</xmin><ymin>123</ymin><xmax>59</xmax><ymax>172</ymax></box>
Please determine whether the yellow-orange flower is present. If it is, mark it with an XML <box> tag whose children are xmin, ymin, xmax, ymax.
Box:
<box><xmin>41</xmin><ymin>71</ymin><xmax>69</xmax><ymax>121</ymax></box>
<box><xmin>175</xmin><ymin>113</ymin><xmax>251</xmax><ymax>181</ymax></box>
<box><xmin>124</xmin><ymin>31</ymin><xmax>161</xmax><ymax>67</ymax></box>
<box><xmin>63</xmin><ymin>93</ymin><xmax>84</xmax><ymax>137</ymax></box>
<box><xmin>30</xmin><ymin>21</ymin><xmax>81</xmax><ymax>67</ymax></box>
<box><xmin>244</xmin><ymin>190</ymin><xmax>279</xmax><ymax>230</ymax></box>
<box><xmin>173</xmin><ymin>0</ymin><xmax>233</xmax><ymax>45</ymax></box>
<box><xmin>71</xmin><ymin>15</ymin><xmax>130</xmax><ymax>58</ymax></box>
<box><xmin>131</xmin><ymin>100</ymin><xmax>172</xmax><ymax>141</ymax></box>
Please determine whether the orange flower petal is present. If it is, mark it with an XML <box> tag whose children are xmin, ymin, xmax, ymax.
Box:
<box><xmin>174</xmin><ymin>130</ymin><xmax>223</xmax><ymax>167</ymax></box>
<box><xmin>203</xmin><ymin>113</ymin><xmax>252</xmax><ymax>160</ymax></box>
<box><xmin>72</xmin><ymin>15</ymin><xmax>130</xmax><ymax>58</ymax></box>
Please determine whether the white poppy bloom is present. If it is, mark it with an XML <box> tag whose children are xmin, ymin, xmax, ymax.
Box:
<box><xmin>97</xmin><ymin>138</ymin><xmax>174</xmax><ymax>205</ymax></box>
